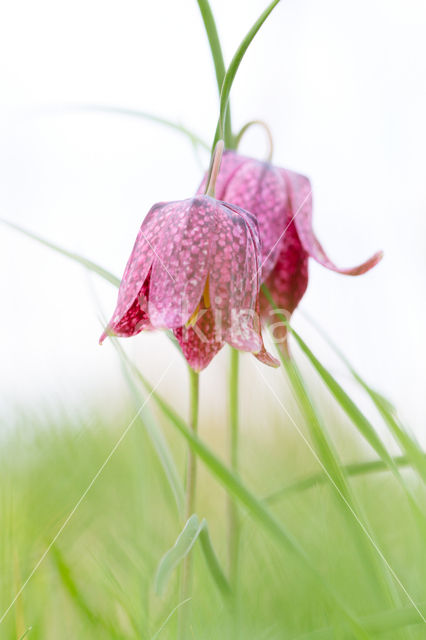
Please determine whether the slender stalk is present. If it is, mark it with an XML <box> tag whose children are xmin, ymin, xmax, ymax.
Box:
<box><xmin>196</xmin><ymin>0</ymin><xmax>233</xmax><ymax>148</ymax></box>
<box><xmin>205</xmin><ymin>140</ymin><xmax>225</xmax><ymax>197</ymax></box>
<box><xmin>235</xmin><ymin>120</ymin><xmax>274</xmax><ymax>162</ymax></box>
<box><xmin>178</xmin><ymin>367</ymin><xmax>200</xmax><ymax>639</ymax></box>
<box><xmin>228</xmin><ymin>348</ymin><xmax>240</xmax><ymax>587</ymax></box>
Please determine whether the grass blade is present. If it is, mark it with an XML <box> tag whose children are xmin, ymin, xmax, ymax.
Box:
<box><xmin>213</xmin><ymin>0</ymin><xmax>281</xmax><ymax>149</ymax></box>
<box><xmin>303</xmin><ymin>312</ymin><xmax>426</xmax><ymax>484</ymax></box>
<box><xmin>263</xmin><ymin>285</ymin><xmax>426</xmax><ymax>535</ymax></box>
<box><xmin>271</xmin><ymin>351</ymin><xmax>402</xmax><ymax>610</ymax></box>
<box><xmin>261</xmin><ymin>286</ymin><xmax>396</xmax><ymax>471</ymax></box>
<box><xmin>296</xmin><ymin>603</ymin><xmax>426</xmax><ymax>639</ymax></box>
<box><xmin>264</xmin><ymin>455</ymin><xmax>411</xmax><ymax>503</ymax></box>
<box><xmin>196</xmin><ymin>0</ymin><xmax>233</xmax><ymax>147</ymax></box>
<box><xmin>18</xmin><ymin>630</ymin><xmax>32</xmax><ymax>640</ymax></box>
<box><xmin>50</xmin><ymin>545</ymin><xmax>120</xmax><ymax>637</ymax></box>
<box><xmin>1</xmin><ymin>219</ymin><xmax>120</xmax><ymax>287</ymax></box>
<box><xmin>198</xmin><ymin>520</ymin><xmax>231</xmax><ymax>597</ymax></box>
<box><xmin>150</xmin><ymin>599</ymin><xmax>192</xmax><ymax>640</ymax></box>
<box><xmin>155</xmin><ymin>515</ymin><xmax>201</xmax><ymax>596</ymax></box>
<box><xmin>117</xmin><ymin>344</ymin><xmax>184</xmax><ymax>517</ymax></box>
<box><xmin>155</xmin><ymin>515</ymin><xmax>230</xmax><ymax>597</ymax></box>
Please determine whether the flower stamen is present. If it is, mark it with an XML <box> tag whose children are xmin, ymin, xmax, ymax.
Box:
<box><xmin>186</xmin><ymin>277</ymin><xmax>210</xmax><ymax>327</ymax></box>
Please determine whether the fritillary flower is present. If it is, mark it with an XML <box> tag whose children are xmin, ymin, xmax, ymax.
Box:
<box><xmin>101</xmin><ymin>145</ymin><xmax>278</xmax><ymax>370</ymax></box>
<box><xmin>199</xmin><ymin>151</ymin><xmax>382</xmax><ymax>342</ymax></box>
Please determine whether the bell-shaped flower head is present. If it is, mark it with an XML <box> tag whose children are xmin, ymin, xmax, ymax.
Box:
<box><xmin>198</xmin><ymin>150</ymin><xmax>382</xmax><ymax>341</ymax></box>
<box><xmin>101</xmin><ymin>144</ymin><xmax>278</xmax><ymax>371</ymax></box>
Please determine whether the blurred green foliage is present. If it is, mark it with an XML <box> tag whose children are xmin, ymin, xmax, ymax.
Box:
<box><xmin>1</xmin><ymin>378</ymin><xmax>426</xmax><ymax>639</ymax></box>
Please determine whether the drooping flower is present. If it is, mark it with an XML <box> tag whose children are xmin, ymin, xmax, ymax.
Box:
<box><xmin>100</xmin><ymin>195</ymin><xmax>278</xmax><ymax>371</ymax></box>
<box><xmin>198</xmin><ymin>151</ymin><xmax>382</xmax><ymax>341</ymax></box>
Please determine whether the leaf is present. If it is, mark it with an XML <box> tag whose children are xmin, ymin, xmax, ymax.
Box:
<box><xmin>150</xmin><ymin>598</ymin><xmax>192</xmax><ymax>640</ymax></box>
<box><xmin>264</xmin><ymin>455</ymin><xmax>410</xmax><ymax>504</ymax></box>
<box><xmin>261</xmin><ymin>286</ymin><xmax>395</xmax><ymax>471</ymax></box>
<box><xmin>155</xmin><ymin>515</ymin><xmax>230</xmax><ymax>597</ymax></box>
<box><xmin>295</xmin><ymin>603</ymin><xmax>426</xmax><ymax>639</ymax></box>
<box><xmin>18</xmin><ymin>630</ymin><xmax>32</xmax><ymax>640</ymax></box>
<box><xmin>213</xmin><ymin>0</ymin><xmax>281</xmax><ymax>149</ymax></box>
<box><xmin>1</xmin><ymin>219</ymin><xmax>120</xmax><ymax>287</ymax></box>
<box><xmin>301</xmin><ymin>311</ymin><xmax>426</xmax><ymax>484</ymax></box>
<box><xmin>155</xmin><ymin>515</ymin><xmax>200</xmax><ymax>595</ymax></box>
<box><xmin>50</xmin><ymin>545</ymin><xmax>120</xmax><ymax>637</ymax></box>
<box><xmin>263</xmin><ymin>285</ymin><xmax>426</xmax><ymax>531</ymax></box>
<box><xmin>272</xmin><ymin>350</ymin><xmax>400</xmax><ymax>610</ymax></box>
<box><xmin>196</xmin><ymin>0</ymin><xmax>233</xmax><ymax>147</ymax></box>
<box><xmin>111</xmin><ymin>337</ymin><xmax>184</xmax><ymax>516</ymax></box>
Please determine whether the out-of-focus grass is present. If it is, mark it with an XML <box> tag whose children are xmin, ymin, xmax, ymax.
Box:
<box><xmin>1</xmin><ymin>383</ymin><xmax>426</xmax><ymax>640</ymax></box>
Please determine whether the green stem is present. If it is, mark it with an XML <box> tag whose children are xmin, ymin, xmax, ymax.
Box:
<box><xmin>228</xmin><ymin>348</ymin><xmax>240</xmax><ymax>588</ymax></box>
<box><xmin>178</xmin><ymin>367</ymin><xmax>200</xmax><ymax>639</ymax></box>
<box><xmin>196</xmin><ymin>0</ymin><xmax>233</xmax><ymax>148</ymax></box>
<box><xmin>235</xmin><ymin>120</ymin><xmax>274</xmax><ymax>161</ymax></box>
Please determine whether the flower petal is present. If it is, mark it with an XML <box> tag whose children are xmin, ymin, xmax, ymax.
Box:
<box><xmin>102</xmin><ymin>201</ymin><xmax>171</xmax><ymax>341</ymax></box>
<box><xmin>284</xmin><ymin>170</ymin><xmax>383</xmax><ymax>275</ymax></box>
<box><xmin>221</xmin><ymin>158</ymin><xmax>288</xmax><ymax>280</ymax></box>
<box><xmin>198</xmin><ymin>151</ymin><xmax>289</xmax><ymax>281</ymax></box>
<box><xmin>174</xmin><ymin>308</ymin><xmax>224</xmax><ymax>372</ymax></box>
<box><xmin>261</xmin><ymin>222</ymin><xmax>309</xmax><ymax>318</ymax></box>
<box><xmin>148</xmin><ymin>198</ymin><xmax>212</xmax><ymax>328</ymax></box>
<box><xmin>254</xmin><ymin>343</ymin><xmax>280</xmax><ymax>368</ymax></box>
<box><xmin>208</xmin><ymin>202</ymin><xmax>261</xmax><ymax>352</ymax></box>
<box><xmin>100</xmin><ymin>275</ymin><xmax>152</xmax><ymax>343</ymax></box>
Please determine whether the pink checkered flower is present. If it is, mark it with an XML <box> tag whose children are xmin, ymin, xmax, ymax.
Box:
<box><xmin>101</xmin><ymin>195</ymin><xmax>278</xmax><ymax>371</ymax></box>
<box><xmin>199</xmin><ymin>151</ymin><xmax>382</xmax><ymax>342</ymax></box>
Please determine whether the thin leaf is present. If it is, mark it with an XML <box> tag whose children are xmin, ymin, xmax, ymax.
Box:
<box><xmin>1</xmin><ymin>219</ymin><xmax>120</xmax><ymax>287</ymax></box>
<box><xmin>50</xmin><ymin>545</ymin><xmax>120</xmax><ymax>637</ymax></box>
<box><xmin>213</xmin><ymin>0</ymin><xmax>281</xmax><ymax>149</ymax></box>
<box><xmin>18</xmin><ymin>629</ymin><xmax>32</xmax><ymax>640</ymax></box>
<box><xmin>155</xmin><ymin>515</ymin><xmax>201</xmax><ymax>595</ymax></box>
<box><xmin>48</xmin><ymin>104</ymin><xmax>209</xmax><ymax>150</ymax></box>
<box><xmin>196</xmin><ymin>0</ymin><xmax>233</xmax><ymax>147</ymax></box>
<box><xmin>295</xmin><ymin>602</ymin><xmax>426</xmax><ymax>639</ymax></box>
<box><xmin>261</xmin><ymin>286</ymin><xmax>395</xmax><ymax>471</ymax></box>
<box><xmin>364</xmin><ymin>386</ymin><xmax>426</xmax><ymax>484</ymax></box>
<box><xmin>263</xmin><ymin>285</ymin><xmax>426</xmax><ymax>531</ymax></box>
<box><xmin>198</xmin><ymin>521</ymin><xmax>231</xmax><ymax>597</ymax></box>
<box><xmin>302</xmin><ymin>311</ymin><xmax>426</xmax><ymax>484</ymax></box>
<box><xmin>273</xmin><ymin>350</ymin><xmax>401</xmax><ymax>610</ymax></box>
<box><xmin>150</xmin><ymin>598</ymin><xmax>192</xmax><ymax>640</ymax></box>
<box><xmin>287</xmin><ymin>325</ymin><xmax>426</xmax><ymax>527</ymax></box>
<box><xmin>264</xmin><ymin>455</ymin><xmax>411</xmax><ymax>504</ymax></box>
<box><xmin>155</xmin><ymin>515</ymin><xmax>230</xmax><ymax>597</ymax></box>
<box><xmin>116</xmin><ymin>342</ymin><xmax>184</xmax><ymax>517</ymax></box>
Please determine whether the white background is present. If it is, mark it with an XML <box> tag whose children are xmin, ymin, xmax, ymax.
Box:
<box><xmin>0</xmin><ymin>1</ymin><xmax>425</xmax><ymax>440</ymax></box>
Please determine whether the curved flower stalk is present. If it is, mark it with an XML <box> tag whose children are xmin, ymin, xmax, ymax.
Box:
<box><xmin>198</xmin><ymin>151</ymin><xmax>383</xmax><ymax>343</ymax></box>
<box><xmin>101</xmin><ymin>163</ymin><xmax>278</xmax><ymax>371</ymax></box>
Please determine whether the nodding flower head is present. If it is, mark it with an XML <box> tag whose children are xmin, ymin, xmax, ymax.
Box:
<box><xmin>100</xmin><ymin>194</ymin><xmax>279</xmax><ymax>371</ymax></box>
<box><xmin>198</xmin><ymin>150</ymin><xmax>382</xmax><ymax>340</ymax></box>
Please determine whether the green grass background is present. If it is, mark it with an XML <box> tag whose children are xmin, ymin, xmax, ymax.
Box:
<box><xmin>1</xmin><ymin>355</ymin><xmax>425</xmax><ymax>640</ymax></box>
